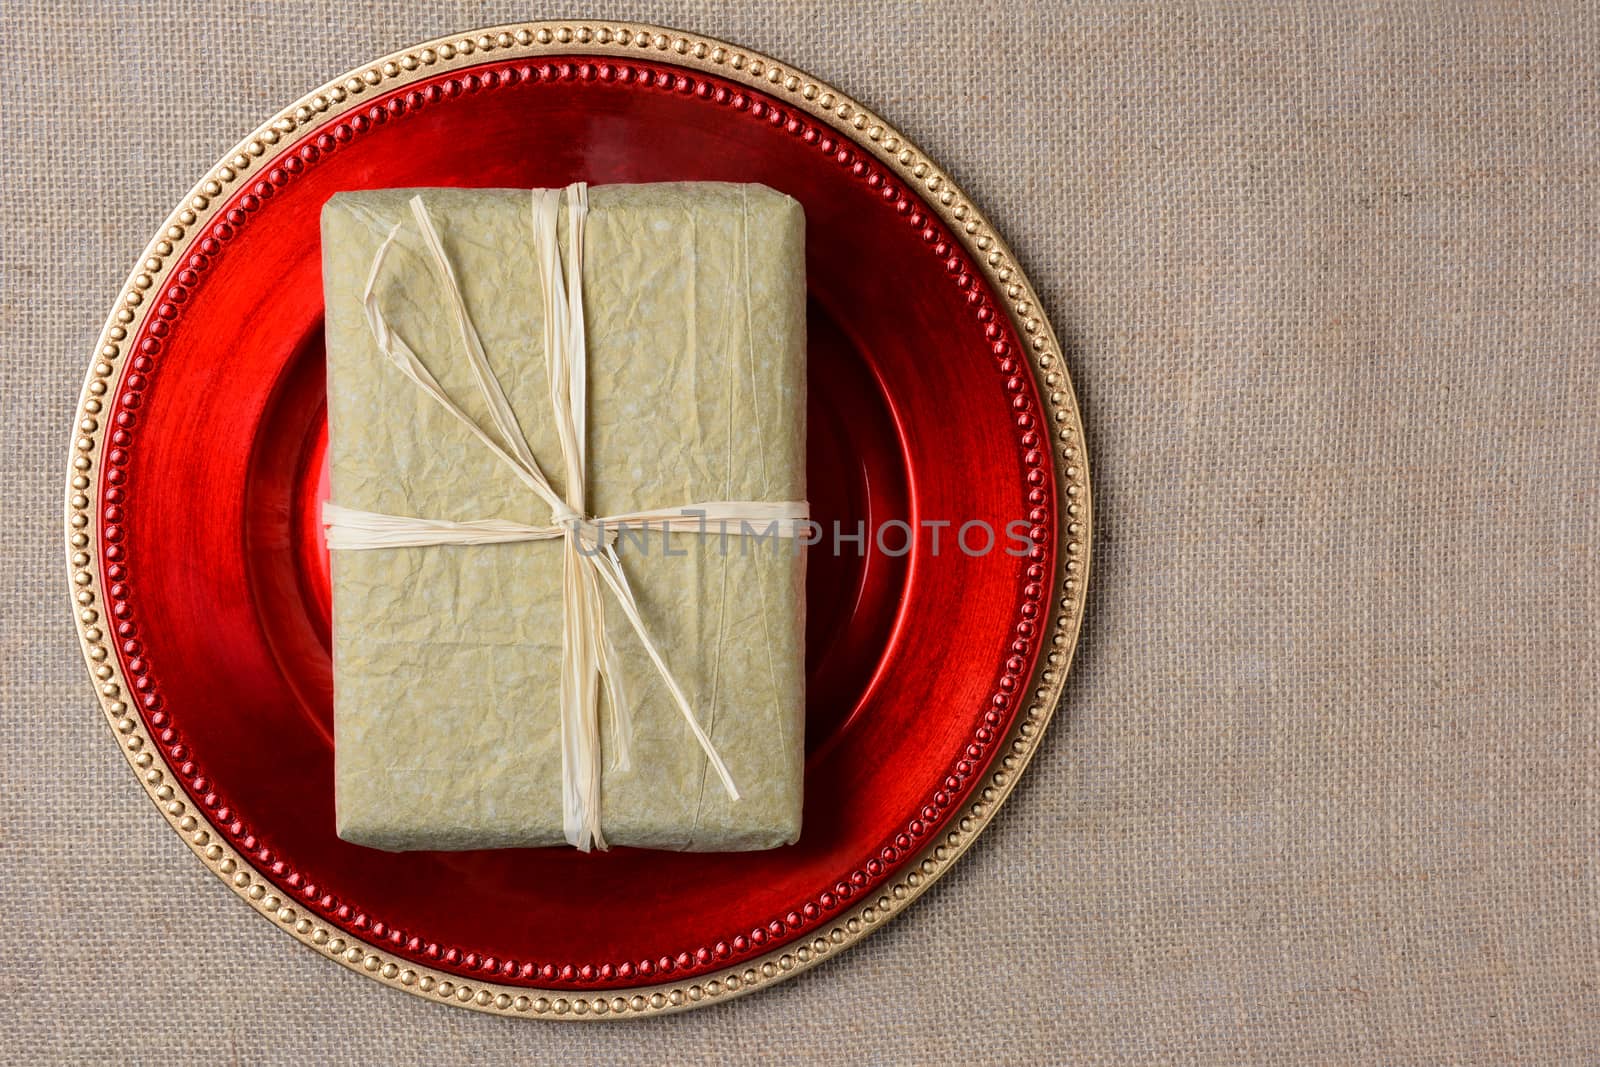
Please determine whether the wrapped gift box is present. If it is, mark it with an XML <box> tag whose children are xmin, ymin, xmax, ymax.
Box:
<box><xmin>321</xmin><ymin>183</ymin><xmax>806</xmax><ymax>851</ymax></box>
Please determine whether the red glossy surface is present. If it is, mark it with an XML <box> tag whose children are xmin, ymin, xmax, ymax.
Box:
<box><xmin>105</xmin><ymin>57</ymin><xmax>1053</xmax><ymax>989</ymax></box>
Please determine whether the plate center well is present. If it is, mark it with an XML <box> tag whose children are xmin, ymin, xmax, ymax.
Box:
<box><xmin>243</xmin><ymin>298</ymin><xmax>909</xmax><ymax>757</ymax></box>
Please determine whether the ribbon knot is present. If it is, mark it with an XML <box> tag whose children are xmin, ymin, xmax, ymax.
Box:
<box><xmin>323</xmin><ymin>184</ymin><xmax>809</xmax><ymax>851</ymax></box>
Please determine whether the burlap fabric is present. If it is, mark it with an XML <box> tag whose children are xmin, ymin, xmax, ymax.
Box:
<box><xmin>2</xmin><ymin>2</ymin><xmax>1595</xmax><ymax>1062</ymax></box>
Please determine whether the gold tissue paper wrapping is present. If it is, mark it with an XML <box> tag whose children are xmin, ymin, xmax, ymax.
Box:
<box><xmin>321</xmin><ymin>183</ymin><xmax>807</xmax><ymax>851</ymax></box>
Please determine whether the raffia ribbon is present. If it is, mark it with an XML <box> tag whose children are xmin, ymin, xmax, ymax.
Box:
<box><xmin>323</xmin><ymin>184</ymin><xmax>809</xmax><ymax>851</ymax></box>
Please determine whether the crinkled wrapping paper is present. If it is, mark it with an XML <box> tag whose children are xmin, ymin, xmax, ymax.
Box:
<box><xmin>321</xmin><ymin>183</ymin><xmax>806</xmax><ymax>851</ymax></box>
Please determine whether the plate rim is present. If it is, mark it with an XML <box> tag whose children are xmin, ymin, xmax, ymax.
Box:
<box><xmin>63</xmin><ymin>19</ymin><xmax>1093</xmax><ymax>1019</ymax></box>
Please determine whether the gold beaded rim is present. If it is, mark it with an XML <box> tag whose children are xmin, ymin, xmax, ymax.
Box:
<box><xmin>64</xmin><ymin>21</ymin><xmax>1092</xmax><ymax>1018</ymax></box>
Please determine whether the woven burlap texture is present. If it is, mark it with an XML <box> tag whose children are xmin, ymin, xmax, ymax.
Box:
<box><xmin>2</xmin><ymin>2</ymin><xmax>1596</xmax><ymax>1063</ymax></box>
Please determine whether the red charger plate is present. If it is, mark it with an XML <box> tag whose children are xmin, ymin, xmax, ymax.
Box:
<box><xmin>65</xmin><ymin>23</ymin><xmax>1091</xmax><ymax>1017</ymax></box>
